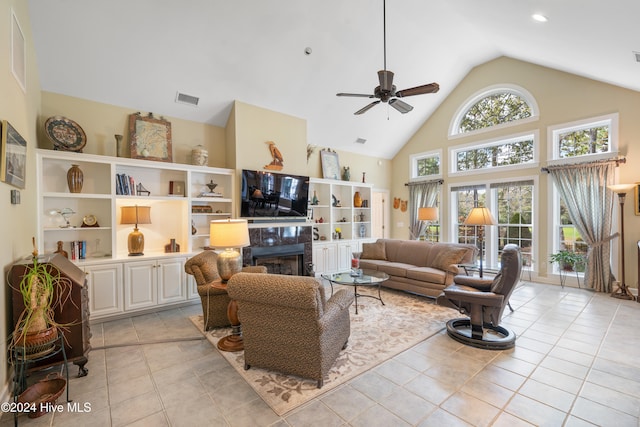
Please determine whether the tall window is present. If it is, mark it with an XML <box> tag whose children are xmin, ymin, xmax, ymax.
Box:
<box><xmin>549</xmin><ymin>114</ymin><xmax>617</xmax><ymax>274</ymax></box>
<box><xmin>452</xmin><ymin>184</ymin><xmax>487</xmax><ymax>246</ymax></box>
<box><xmin>450</xmin><ymin>85</ymin><xmax>538</xmax><ymax>137</ymax></box>
<box><xmin>493</xmin><ymin>181</ymin><xmax>534</xmax><ymax>267</ymax></box>
<box><xmin>451</xmin><ymin>180</ymin><xmax>535</xmax><ymax>269</ymax></box>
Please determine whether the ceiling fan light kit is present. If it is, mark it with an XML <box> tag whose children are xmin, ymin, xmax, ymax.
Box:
<box><xmin>337</xmin><ymin>0</ymin><xmax>440</xmax><ymax>115</ymax></box>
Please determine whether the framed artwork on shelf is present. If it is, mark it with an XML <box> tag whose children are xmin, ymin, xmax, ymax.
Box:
<box><xmin>129</xmin><ymin>113</ymin><xmax>173</xmax><ymax>162</ymax></box>
<box><xmin>1</xmin><ymin>120</ymin><xmax>27</xmax><ymax>189</ymax></box>
<box><xmin>320</xmin><ymin>150</ymin><xmax>340</xmax><ymax>180</ymax></box>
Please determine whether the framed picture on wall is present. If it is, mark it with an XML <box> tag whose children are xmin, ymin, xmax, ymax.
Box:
<box><xmin>129</xmin><ymin>113</ymin><xmax>173</xmax><ymax>162</ymax></box>
<box><xmin>320</xmin><ymin>150</ymin><xmax>340</xmax><ymax>180</ymax></box>
<box><xmin>0</xmin><ymin>120</ymin><xmax>27</xmax><ymax>189</ymax></box>
<box><xmin>635</xmin><ymin>182</ymin><xmax>640</xmax><ymax>216</ymax></box>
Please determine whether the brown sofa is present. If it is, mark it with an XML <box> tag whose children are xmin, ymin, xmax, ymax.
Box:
<box><xmin>358</xmin><ymin>239</ymin><xmax>477</xmax><ymax>298</ymax></box>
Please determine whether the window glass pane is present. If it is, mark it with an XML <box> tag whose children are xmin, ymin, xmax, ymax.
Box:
<box><xmin>455</xmin><ymin>138</ymin><xmax>534</xmax><ymax>172</ymax></box>
<box><xmin>459</xmin><ymin>92</ymin><xmax>532</xmax><ymax>133</ymax></box>
<box><xmin>454</xmin><ymin>186</ymin><xmax>486</xmax><ymax>250</ymax></box>
<box><xmin>558</xmin><ymin>125</ymin><xmax>609</xmax><ymax>159</ymax></box>
<box><xmin>416</xmin><ymin>156</ymin><xmax>440</xmax><ymax>177</ymax></box>
<box><xmin>557</xmin><ymin>198</ymin><xmax>587</xmax><ymax>272</ymax></box>
<box><xmin>495</xmin><ymin>183</ymin><xmax>533</xmax><ymax>265</ymax></box>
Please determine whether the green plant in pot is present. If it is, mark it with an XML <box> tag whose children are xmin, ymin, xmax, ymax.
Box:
<box><xmin>549</xmin><ymin>250</ymin><xmax>585</xmax><ymax>287</ymax></box>
<box><xmin>11</xmin><ymin>239</ymin><xmax>72</xmax><ymax>358</ymax></box>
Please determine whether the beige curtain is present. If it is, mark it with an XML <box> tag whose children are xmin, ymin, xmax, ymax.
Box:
<box><xmin>407</xmin><ymin>180</ymin><xmax>441</xmax><ymax>240</ymax></box>
<box><xmin>546</xmin><ymin>160</ymin><xmax>616</xmax><ymax>292</ymax></box>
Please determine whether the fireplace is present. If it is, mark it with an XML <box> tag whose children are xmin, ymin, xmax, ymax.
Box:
<box><xmin>252</xmin><ymin>243</ymin><xmax>305</xmax><ymax>275</ymax></box>
<box><xmin>243</xmin><ymin>225</ymin><xmax>312</xmax><ymax>276</ymax></box>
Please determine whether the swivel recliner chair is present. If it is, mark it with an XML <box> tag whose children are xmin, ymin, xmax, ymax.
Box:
<box><xmin>437</xmin><ymin>244</ymin><xmax>521</xmax><ymax>350</ymax></box>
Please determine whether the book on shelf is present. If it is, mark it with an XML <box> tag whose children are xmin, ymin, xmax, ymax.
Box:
<box><xmin>198</xmin><ymin>192</ymin><xmax>223</xmax><ymax>198</ymax></box>
<box><xmin>115</xmin><ymin>173</ymin><xmax>137</xmax><ymax>195</ymax></box>
<box><xmin>69</xmin><ymin>240</ymin><xmax>87</xmax><ymax>260</ymax></box>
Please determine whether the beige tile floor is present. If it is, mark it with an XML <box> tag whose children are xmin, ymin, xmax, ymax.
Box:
<box><xmin>3</xmin><ymin>281</ymin><xmax>639</xmax><ymax>426</ymax></box>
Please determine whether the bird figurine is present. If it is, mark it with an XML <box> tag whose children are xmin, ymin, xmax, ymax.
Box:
<box><xmin>264</xmin><ymin>141</ymin><xmax>284</xmax><ymax>170</ymax></box>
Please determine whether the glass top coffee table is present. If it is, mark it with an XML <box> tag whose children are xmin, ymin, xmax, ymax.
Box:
<box><xmin>322</xmin><ymin>269</ymin><xmax>389</xmax><ymax>314</ymax></box>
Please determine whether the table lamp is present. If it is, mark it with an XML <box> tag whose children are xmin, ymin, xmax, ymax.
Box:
<box><xmin>209</xmin><ymin>219</ymin><xmax>250</xmax><ymax>282</ymax></box>
<box><xmin>121</xmin><ymin>205</ymin><xmax>151</xmax><ymax>256</ymax></box>
<box><xmin>418</xmin><ymin>207</ymin><xmax>438</xmax><ymax>241</ymax></box>
<box><xmin>464</xmin><ymin>207</ymin><xmax>497</xmax><ymax>278</ymax></box>
<box><xmin>607</xmin><ymin>183</ymin><xmax>636</xmax><ymax>300</ymax></box>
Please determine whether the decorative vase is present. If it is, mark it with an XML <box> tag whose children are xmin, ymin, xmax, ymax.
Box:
<box><xmin>359</xmin><ymin>223</ymin><xmax>366</xmax><ymax>238</ymax></box>
<box><xmin>192</xmin><ymin>145</ymin><xmax>208</xmax><ymax>166</ymax></box>
<box><xmin>353</xmin><ymin>191</ymin><xmax>363</xmax><ymax>207</ymax></box>
<box><xmin>311</xmin><ymin>190</ymin><xmax>319</xmax><ymax>205</ymax></box>
<box><xmin>66</xmin><ymin>164</ymin><xmax>83</xmax><ymax>193</ymax></box>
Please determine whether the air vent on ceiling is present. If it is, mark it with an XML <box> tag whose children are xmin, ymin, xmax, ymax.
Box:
<box><xmin>355</xmin><ymin>138</ymin><xmax>367</xmax><ymax>144</ymax></box>
<box><xmin>634</xmin><ymin>51</ymin><xmax>640</xmax><ymax>63</ymax></box>
<box><xmin>175</xmin><ymin>91</ymin><xmax>199</xmax><ymax>106</ymax></box>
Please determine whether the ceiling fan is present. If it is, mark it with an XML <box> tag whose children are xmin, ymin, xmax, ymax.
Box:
<box><xmin>337</xmin><ymin>0</ymin><xmax>440</xmax><ymax>115</ymax></box>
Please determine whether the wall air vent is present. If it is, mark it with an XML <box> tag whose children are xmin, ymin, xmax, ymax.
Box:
<box><xmin>175</xmin><ymin>92</ymin><xmax>199</xmax><ymax>106</ymax></box>
<box><xmin>355</xmin><ymin>137</ymin><xmax>367</xmax><ymax>144</ymax></box>
<box><xmin>634</xmin><ymin>51</ymin><xmax>640</xmax><ymax>63</ymax></box>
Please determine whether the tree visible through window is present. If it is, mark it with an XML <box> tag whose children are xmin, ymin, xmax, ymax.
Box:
<box><xmin>455</xmin><ymin>137</ymin><xmax>534</xmax><ymax>172</ymax></box>
<box><xmin>459</xmin><ymin>92</ymin><xmax>532</xmax><ymax>133</ymax></box>
<box><xmin>557</xmin><ymin>125</ymin><xmax>609</xmax><ymax>159</ymax></box>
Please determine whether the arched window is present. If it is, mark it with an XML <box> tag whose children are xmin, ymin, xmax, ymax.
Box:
<box><xmin>450</xmin><ymin>85</ymin><xmax>539</xmax><ymax>137</ymax></box>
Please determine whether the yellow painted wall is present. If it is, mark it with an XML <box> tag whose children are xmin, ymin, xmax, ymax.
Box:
<box><xmin>0</xmin><ymin>0</ymin><xmax>42</xmax><ymax>401</ymax></box>
<box><xmin>392</xmin><ymin>56</ymin><xmax>640</xmax><ymax>287</ymax></box>
<box><xmin>39</xmin><ymin>92</ymin><xmax>228</xmax><ymax>167</ymax></box>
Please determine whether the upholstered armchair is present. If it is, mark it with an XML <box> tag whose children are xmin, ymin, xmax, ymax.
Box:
<box><xmin>226</xmin><ymin>272</ymin><xmax>354</xmax><ymax>388</ymax></box>
<box><xmin>184</xmin><ymin>251</ymin><xmax>266</xmax><ymax>330</ymax></box>
<box><xmin>437</xmin><ymin>244</ymin><xmax>521</xmax><ymax>350</ymax></box>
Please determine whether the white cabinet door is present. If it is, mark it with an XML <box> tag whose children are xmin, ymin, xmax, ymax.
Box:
<box><xmin>84</xmin><ymin>263</ymin><xmax>124</xmax><ymax>319</ymax></box>
<box><xmin>157</xmin><ymin>257</ymin><xmax>187</xmax><ymax>304</ymax></box>
<box><xmin>313</xmin><ymin>243</ymin><xmax>338</xmax><ymax>274</ymax></box>
<box><xmin>337</xmin><ymin>241</ymin><xmax>356</xmax><ymax>271</ymax></box>
<box><xmin>186</xmin><ymin>274</ymin><xmax>199</xmax><ymax>300</ymax></box>
<box><xmin>124</xmin><ymin>261</ymin><xmax>157</xmax><ymax>310</ymax></box>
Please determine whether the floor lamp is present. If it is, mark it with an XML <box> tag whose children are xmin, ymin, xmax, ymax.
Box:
<box><xmin>607</xmin><ymin>184</ymin><xmax>636</xmax><ymax>301</ymax></box>
<box><xmin>464</xmin><ymin>207</ymin><xmax>497</xmax><ymax>278</ymax></box>
<box><xmin>418</xmin><ymin>207</ymin><xmax>438</xmax><ymax>241</ymax></box>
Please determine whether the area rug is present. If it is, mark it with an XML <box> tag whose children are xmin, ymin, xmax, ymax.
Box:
<box><xmin>189</xmin><ymin>287</ymin><xmax>458</xmax><ymax>415</ymax></box>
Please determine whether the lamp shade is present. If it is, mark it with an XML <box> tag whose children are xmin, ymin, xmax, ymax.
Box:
<box><xmin>607</xmin><ymin>183</ymin><xmax>636</xmax><ymax>194</ymax></box>
<box><xmin>209</xmin><ymin>219</ymin><xmax>250</xmax><ymax>248</ymax></box>
<box><xmin>464</xmin><ymin>207</ymin><xmax>497</xmax><ymax>226</ymax></box>
<box><xmin>121</xmin><ymin>205</ymin><xmax>151</xmax><ymax>225</ymax></box>
<box><xmin>418</xmin><ymin>207</ymin><xmax>438</xmax><ymax>221</ymax></box>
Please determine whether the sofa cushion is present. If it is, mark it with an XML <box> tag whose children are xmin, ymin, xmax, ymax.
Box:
<box><xmin>376</xmin><ymin>262</ymin><xmax>415</xmax><ymax>278</ymax></box>
<box><xmin>406</xmin><ymin>267</ymin><xmax>447</xmax><ymax>285</ymax></box>
<box><xmin>430</xmin><ymin>247</ymin><xmax>469</xmax><ymax>272</ymax></box>
<box><xmin>362</xmin><ymin>241</ymin><xmax>387</xmax><ymax>260</ymax></box>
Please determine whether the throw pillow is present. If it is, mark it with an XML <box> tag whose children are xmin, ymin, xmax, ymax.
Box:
<box><xmin>431</xmin><ymin>247</ymin><xmax>468</xmax><ymax>271</ymax></box>
<box><xmin>362</xmin><ymin>241</ymin><xmax>387</xmax><ymax>260</ymax></box>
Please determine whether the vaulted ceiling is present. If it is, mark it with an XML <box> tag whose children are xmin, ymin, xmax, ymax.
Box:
<box><xmin>27</xmin><ymin>0</ymin><xmax>640</xmax><ymax>159</ymax></box>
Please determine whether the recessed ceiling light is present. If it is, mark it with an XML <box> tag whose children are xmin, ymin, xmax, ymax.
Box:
<box><xmin>532</xmin><ymin>14</ymin><xmax>548</xmax><ymax>22</ymax></box>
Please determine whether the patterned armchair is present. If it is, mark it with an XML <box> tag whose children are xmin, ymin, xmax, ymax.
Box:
<box><xmin>184</xmin><ymin>251</ymin><xmax>266</xmax><ymax>330</ymax></box>
<box><xmin>227</xmin><ymin>272</ymin><xmax>354</xmax><ymax>388</ymax></box>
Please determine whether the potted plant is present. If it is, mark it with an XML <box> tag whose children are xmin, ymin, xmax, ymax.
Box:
<box><xmin>10</xmin><ymin>239</ymin><xmax>72</xmax><ymax>357</ymax></box>
<box><xmin>549</xmin><ymin>250</ymin><xmax>585</xmax><ymax>287</ymax></box>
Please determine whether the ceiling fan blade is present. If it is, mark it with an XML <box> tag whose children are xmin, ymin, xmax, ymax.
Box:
<box><xmin>354</xmin><ymin>100</ymin><xmax>381</xmax><ymax>115</ymax></box>
<box><xmin>378</xmin><ymin>70</ymin><xmax>394</xmax><ymax>93</ymax></box>
<box><xmin>389</xmin><ymin>98</ymin><xmax>413</xmax><ymax>114</ymax></box>
<box><xmin>395</xmin><ymin>82</ymin><xmax>440</xmax><ymax>98</ymax></box>
<box><xmin>337</xmin><ymin>92</ymin><xmax>375</xmax><ymax>98</ymax></box>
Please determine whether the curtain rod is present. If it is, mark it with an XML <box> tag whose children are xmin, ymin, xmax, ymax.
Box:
<box><xmin>404</xmin><ymin>179</ymin><xmax>444</xmax><ymax>186</ymax></box>
<box><xmin>541</xmin><ymin>157</ymin><xmax>626</xmax><ymax>173</ymax></box>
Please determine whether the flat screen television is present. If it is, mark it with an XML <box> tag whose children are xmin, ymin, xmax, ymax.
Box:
<box><xmin>240</xmin><ymin>169</ymin><xmax>310</xmax><ymax>219</ymax></box>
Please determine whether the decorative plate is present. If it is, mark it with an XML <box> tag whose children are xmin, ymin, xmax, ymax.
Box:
<box><xmin>44</xmin><ymin>116</ymin><xmax>87</xmax><ymax>152</ymax></box>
